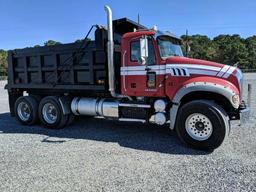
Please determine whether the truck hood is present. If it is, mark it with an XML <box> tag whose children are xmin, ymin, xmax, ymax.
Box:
<box><xmin>165</xmin><ymin>56</ymin><xmax>238</xmax><ymax>79</ymax></box>
<box><xmin>165</xmin><ymin>56</ymin><xmax>224</xmax><ymax>68</ymax></box>
<box><xmin>165</xmin><ymin>56</ymin><xmax>242</xmax><ymax>96</ymax></box>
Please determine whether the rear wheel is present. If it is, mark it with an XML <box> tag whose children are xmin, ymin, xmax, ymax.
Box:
<box><xmin>176</xmin><ymin>100</ymin><xmax>229</xmax><ymax>150</ymax></box>
<box><xmin>14</xmin><ymin>96</ymin><xmax>39</xmax><ymax>125</ymax></box>
<box><xmin>38</xmin><ymin>96</ymin><xmax>68</xmax><ymax>129</ymax></box>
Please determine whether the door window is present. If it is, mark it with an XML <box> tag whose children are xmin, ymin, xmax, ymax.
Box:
<box><xmin>130</xmin><ymin>39</ymin><xmax>156</xmax><ymax>65</ymax></box>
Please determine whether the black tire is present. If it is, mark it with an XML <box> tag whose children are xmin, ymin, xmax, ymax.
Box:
<box><xmin>38</xmin><ymin>96</ymin><xmax>68</xmax><ymax>129</ymax></box>
<box><xmin>14</xmin><ymin>96</ymin><xmax>39</xmax><ymax>125</ymax></box>
<box><xmin>176</xmin><ymin>100</ymin><xmax>230</xmax><ymax>151</ymax></box>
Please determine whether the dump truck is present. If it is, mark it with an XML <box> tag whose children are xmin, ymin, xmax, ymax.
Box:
<box><xmin>5</xmin><ymin>6</ymin><xmax>250</xmax><ymax>150</ymax></box>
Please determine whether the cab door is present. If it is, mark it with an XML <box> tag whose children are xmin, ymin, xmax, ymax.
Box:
<box><xmin>121</xmin><ymin>37</ymin><xmax>165</xmax><ymax>97</ymax></box>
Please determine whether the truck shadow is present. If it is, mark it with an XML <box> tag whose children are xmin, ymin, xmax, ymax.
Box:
<box><xmin>0</xmin><ymin>112</ymin><xmax>211</xmax><ymax>155</ymax></box>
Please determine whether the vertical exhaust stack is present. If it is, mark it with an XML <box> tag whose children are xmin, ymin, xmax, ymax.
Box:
<box><xmin>104</xmin><ymin>5</ymin><xmax>115</xmax><ymax>97</ymax></box>
<box><xmin>104</xmin><ymin>5</ymin><xmax>131</xmax><ymax>100</ymax></box>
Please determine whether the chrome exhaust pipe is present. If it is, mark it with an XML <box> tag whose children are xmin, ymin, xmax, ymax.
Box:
<box><xmin>104</xmin><ymin>5</ymin><xmax>132</xmax><ymax>100</ymax></box>
<box><xmin>104</xmin><ymin>5</ymin><xmax>115</xmax><ymax>97</ymax></box>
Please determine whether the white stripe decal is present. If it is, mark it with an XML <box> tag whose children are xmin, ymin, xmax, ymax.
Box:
<box><xmin>189</xmin><ymin>69</ymin><xmax>218</xmax><ymax>76</ymax></box>
<box><xmin>180</xmin><ymin>68</ymin><xmax>184</xmax><ymax>76</ymax></box>
<box><xmin>217</xmin><ymin>65</ymin><xmax>230</xmax><ymax>77</ymax></box>
<box><xmin>121</xmin><ymin>68</ymin><xmax>217</xmax><ymax>76</ymax></box>
<box><xmin>174</xmin><ymin>68</ymin><xmax>179</xmax><ymax>76</ymax></box>
<box><xmin>166</xmin><ymin>68</ymin><xmax>174</xmax><ymax>75</ymax></box>
<box><xmin>120</xmin><ymin>70</ymin><xmax>165</xmax><ymax>76</ymax></box>
<box><xmin>184</xmin><ymin>68</ymin><xmax>190</xmax><ymax>76</ymax></box>
<box><xmin>159</xmin><ymin>65</ymin><xmax>166</xmax><ymax>70</ymax></box>
<box><xmin>120</xmin><ymin>64</ymin><xmax>236</xmax><ymax>77</ymax></box>
<box><xmin>166</xmin><ymin>64</ymin><xmax>221</xmax><ymax>71</ymax></box>
<box><xmin>120</xmin><ymin>65</ymin><xmax>163</xmax><ymax>71</ymax></box>
<box><xmin>121</xmin><ymin>66</ymin><xmax>145</xmax><ymax>71</ymax></box>
<box><xmin>223</xmin><ymin>66</ymin><xmax>236</xmax><ymax>78</ymax></box>
<box><xmin>121</xmin><ymin>64</ymin><xmax>221</xmax><ymax>72</ymax></box>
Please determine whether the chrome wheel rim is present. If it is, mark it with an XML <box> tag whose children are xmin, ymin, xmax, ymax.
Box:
<box><xmin>17</xmin><ymin>102</ymin><xmax>31</xmax><ymax>121</ymax></box>
<box><xmin>42</xmin><ymin>103</ymin><xmax>58</xmax><ymax>124</ymax></box>
<box><xmin>185</xmin><ymin>113</ymin><xmax>213</xmax><ymax>141</ymax></box>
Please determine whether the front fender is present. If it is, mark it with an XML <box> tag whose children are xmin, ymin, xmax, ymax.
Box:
<box><xmin>171</xmin><ymin>77</ymin><xmax>239</xmax><ymax>109</ymax></box>
<box><xmin>168</xmin><ymin>77</ymin><xmax>239</xmax><ymax>130</ymax></box>
<box><xmin>173</xmin><ymin>82</ymin><xmax>239</xmax><ymax>109</ymax></box>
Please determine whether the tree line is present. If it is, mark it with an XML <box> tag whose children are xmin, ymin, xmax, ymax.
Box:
<box><xmin>1</xmin><ymin>35</ymin><xmax>256</xmax><ymax>75</ymax></box>
<box><xmin>0</xmin><ymin>49</ymin><xmax>7</xmax><ymax>75</ymax></box>
<box><xmin>181</xmin><ymin>34</ymin><xmax>256</xmax><ymax>70</ymax></box>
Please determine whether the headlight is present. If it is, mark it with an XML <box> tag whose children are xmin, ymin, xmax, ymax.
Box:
<box><xmin>232</xmin><ymin>94</ymin><xmax>240</xmax><ymax>106</ymax></box>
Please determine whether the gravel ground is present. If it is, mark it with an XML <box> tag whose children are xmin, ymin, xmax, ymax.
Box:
<box><xmin>0</xmin><ymin>74</ymin><xmax>256</xmax><ymax>192</ymax></box>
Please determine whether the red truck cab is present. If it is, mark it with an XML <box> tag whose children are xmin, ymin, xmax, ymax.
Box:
<box><xmin>121</xmin><ymin>30</ymin><xmax>241</xmax><ymax>103</ymax></box>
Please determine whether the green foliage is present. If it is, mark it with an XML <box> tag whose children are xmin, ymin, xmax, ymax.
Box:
<box><xmin>0</xmin><ymin>49</ymin><xmax>7</xmax><ymax>75</ymax></box>
<box><xmin>181</xmin><ymin>35</ymin><xmax>216</xmax><ymax>61</ymax></box>
<box><xmin>181</xmin><ymin>34</ymin><xmax>255</xmax><ymax>69</ymax></box>
<box><xmin>245</xmin><ymin>36</ymin><xmax>256</xmax><ymax>69</ymax></box>
<box><xmin>212</xmin><ymin>35</ymin><xmax>249</xmax><ymax>68</ymax></box>
<box><xmin>44</xmin><ymin>40</ymin><xmax>61</xmax><ymax>46</ymax></box>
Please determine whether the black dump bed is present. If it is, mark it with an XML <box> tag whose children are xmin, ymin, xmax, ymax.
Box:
<box><xmin>6</xmin><ymin>18</ymin><xmax>146</xmax><ymax>96</ymax></box>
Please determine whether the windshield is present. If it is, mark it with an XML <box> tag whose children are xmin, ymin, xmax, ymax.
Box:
<box><xmin>157</xmin><ymin>35</ymin><xmax>183</xmax><ymax>58</ymax></box>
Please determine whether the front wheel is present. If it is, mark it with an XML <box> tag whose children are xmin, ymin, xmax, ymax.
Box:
<box><xmin>176</xmin><ymin>100</ymin><xmax>229</xmax><ymax>150</ymax></box>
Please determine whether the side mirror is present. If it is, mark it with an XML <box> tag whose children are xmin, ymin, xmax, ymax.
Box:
<box><xmin>140</xmin><ymin>36</ymin><xmax>148</xmax><ymax>65</ymax></box>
